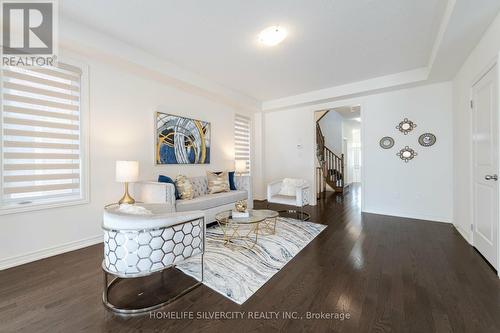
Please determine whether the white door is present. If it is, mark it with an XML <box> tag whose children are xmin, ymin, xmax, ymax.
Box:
<box><xmin>472</xmin><ymin>64</ymin><xmax>499</xmax><ymax>270</ymax></box>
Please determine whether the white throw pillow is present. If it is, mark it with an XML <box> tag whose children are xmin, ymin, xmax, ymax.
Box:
<box><xmin>279</xmin><ymin>178</ymin><xmax>305</xmax><ymax>196</ymax></box>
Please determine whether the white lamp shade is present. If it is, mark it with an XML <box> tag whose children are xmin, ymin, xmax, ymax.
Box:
<box><xmin>235</xmin><ymin>160</ymin><xmax>247</xmax><ymax>173</ymax></box>
<box><xmin>115</xmin><ymin>161</ymin><xmax>139</xmax><ymax>182</ymax></box>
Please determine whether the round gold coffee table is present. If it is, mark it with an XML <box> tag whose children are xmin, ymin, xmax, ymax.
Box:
<box><xmin>215</xmin><ymin>209</ymin><xmax>279</xmax><ymax>249</ymax></box>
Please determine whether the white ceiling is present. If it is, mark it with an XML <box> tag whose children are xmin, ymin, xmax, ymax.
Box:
<box><xmin>61</xmin><ymin>0</ymin><xmax>451</xmax><ymax>102</ymax></box>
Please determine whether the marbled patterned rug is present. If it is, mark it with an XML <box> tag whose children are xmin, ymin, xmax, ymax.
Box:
<box><xmin>176</xmin><ymin>217</ymin><xmax>326</xmax><ymax>305</ymax></box>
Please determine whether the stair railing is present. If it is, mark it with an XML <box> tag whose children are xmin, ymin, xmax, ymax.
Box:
<box><xmin>323</xmin><ymin>147</ymin><xmax>344</xmax><ymax>190</ymax></box>
<box><xmin>315</xmin><ymin>122</ymin><xmax>345</xmax><ymax>197</ymax></box>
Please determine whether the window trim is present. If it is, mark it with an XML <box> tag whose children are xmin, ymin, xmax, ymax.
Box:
<box><xmin>0</xmin><ymin>57</ymin><xmax>90</xmax><ymax>215</ymax></box>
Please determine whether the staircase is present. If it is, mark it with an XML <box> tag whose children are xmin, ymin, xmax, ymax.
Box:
<box><xmin>316</xmin><ymin>119</ymin><xmax>346</xmax><ymax>198</ymax></box>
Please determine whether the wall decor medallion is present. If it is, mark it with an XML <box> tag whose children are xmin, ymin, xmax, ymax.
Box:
<box><xmin>156</xmin><ymin>112</ymin><xmax>211</xmax><ymax>164</ymax></box>
<box><xmin>396</xmin><ymin>118</ymin><xmax>417</xmax><ymax>135</ymax></box>
<box><xmin>397</xmin><ymin>146</ymin><xmax>417</xmax><ymax>162</ymax></box>
<box><xmin>379</xmin><ymin>136</ymin><xmax>395</xmax><ymax>149</ymax></box>
<box><xmin>418</xmin><ymin>133</ymin><xmax>436</xmax><ymax>147</ymax></box>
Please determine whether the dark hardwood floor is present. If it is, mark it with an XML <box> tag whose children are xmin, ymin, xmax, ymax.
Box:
<box><xmin>1</xmin><ymin>184</ymin><xmax>500</xmax><ymax>332</ymax></box>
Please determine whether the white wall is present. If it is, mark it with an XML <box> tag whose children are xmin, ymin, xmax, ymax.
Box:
<box><xmin>362</xmin><ymin>82</ymin><xmax>452</xmax><ymax>222</ymax></box>
<box><xmin>0</xmin><ymin>46</ymin><xmax>252</xmax><ymax>269</ymax></box>
<box><xmin>252</xmin><ymin>112</ymin><xmax>266</xmax><ymax>200</ymax></box>
<box><xmin>452</xmin><ymin>12</ymin><xmax>500</xmax><ymax>243</ymax></box>
<box><xmin>319</xmin><ymin>111</ymin><xmax>343</xmax><ymax>154</ymax></box>
<box><xmin>263</xmin><ymin>82</ymin><xmax>453</xmax><ymax>222</ymax></box>
<box><xmin>263</xmin><ymin>108</ymin><xmax>316</xmax><ymax>205</ymax></box>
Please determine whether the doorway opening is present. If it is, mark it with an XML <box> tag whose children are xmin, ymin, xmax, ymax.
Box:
<box><xmin>314</xmin><ymin>105</ymin><xmax>362</xmax><ymax>199</ymax></box>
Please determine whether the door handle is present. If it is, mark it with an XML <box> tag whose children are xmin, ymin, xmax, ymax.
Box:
<box><xmin>485</xmin><ymin>174</ymin><xmax>498</xmax><ymax>181</ymax></box>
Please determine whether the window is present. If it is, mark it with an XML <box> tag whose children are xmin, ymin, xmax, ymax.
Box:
<box><xmin>1</xmin><ymin>62</ymin><xmax>87</xmax><ymax>213</ymax></box>
<box><xmin>234</xmin><ymin>114</ymin><xmax>251</xmax><ymax>175</ymax></box>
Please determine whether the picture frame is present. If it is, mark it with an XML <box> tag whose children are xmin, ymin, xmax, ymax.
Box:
<box><xmin>155</xmin><ymin>112</ymin><xmax>211</xmax><ymax>165</ymax></box>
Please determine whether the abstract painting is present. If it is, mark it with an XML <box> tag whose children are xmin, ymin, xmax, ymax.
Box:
<box><xmin>156</xmin><ymin>112</ymin><xmax>210</xmax><ymax>164</ymax></box>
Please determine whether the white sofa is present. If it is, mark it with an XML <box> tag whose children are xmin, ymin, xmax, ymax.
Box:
<box><xmin>133</xmin><ymin>175</ymin><xmax>252</xmax><ymax>224</ymax></box>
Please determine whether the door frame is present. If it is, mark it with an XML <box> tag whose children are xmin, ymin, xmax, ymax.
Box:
<box><xmin>310</xmin><ymin>100</ymin><xmax>366</xmax><ymax>211</ymax></box>
<box><xmin>469</xmin><ymin>55</ymin><xmax>500</xmax><ymax>275</ymax></box>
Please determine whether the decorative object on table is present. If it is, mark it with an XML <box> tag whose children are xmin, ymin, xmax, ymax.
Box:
<box><xmin>418</xmin><ymin>133</ymin><xmax>437</xmax><ymax>147</ymax></box>
<box><xmin>267</xmin><ymin>178</ymin><xmax>310</xmax><ymax>221</ymax></box>
<box><xmin>177</xmin><ymin>217</ymin><xmax>326</xmax><ymax>305</ymax></box>
<box><xmin>102</xmin><ymin>203</ymin><xmax>205</xmax><ymax>314</ymax></box>
<box><xmin>235</xmin><ymin>160</ymin><xmax>247</xmax><ymax>176</ymax></box>
<box><xmin>379</xmin><ymin>136</ymin><xmax>395</xmax><ymax>149</ymax></box>
<box><xmin>175</xmin><ymin>175</ymin><xmax>194</xmax><ymax>200</ymax></box>
<box><xmin>396</xmin><ymin>118</ymin><xmax>417</xmax><ymax>135</ymax></box>
<box><xmin>233</xmin><ymin>200</ymin><xmax>249</xmax><ymax>218</ymax></box>
<box><xmin>115</xmin><ymin>160</ymin><xmax>139</xmax><ymax>205</ymax></box>
<box><xmin>156</xmin><ymin>112</ymin><xmax>211</xmax><ymax>165</ymax></box>
<box><xmin>397</xmin><ymin>146</ymin><xmax>418</xmax><ymax>162</ymax></box>
<box><xmin>206</xmin><ymin>171</ymin><xmax>230</xmax><ymax>194</ymax></box>
<box><xmin>235</xmin><ymin>200</ymin><xmax>247</xmax><ymax>212</ymax></box>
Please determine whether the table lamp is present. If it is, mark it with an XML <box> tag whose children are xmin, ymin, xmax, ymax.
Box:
<box><xmin>235</xmin><ymin>160</ymin><xmax>246</xmax><ymax>176</ymax></box>
<box><xmin>116</xmin><ymin>160</ymin><xmax>139</xmax><ymax>204</ymax></box>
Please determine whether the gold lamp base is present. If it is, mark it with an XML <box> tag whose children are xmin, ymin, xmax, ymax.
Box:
<box><xmin>118</xmin><ymin>182</ymin><xmax>135</xmax><ymax>205</ymax></box>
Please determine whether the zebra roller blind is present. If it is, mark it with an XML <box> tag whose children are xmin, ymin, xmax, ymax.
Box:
<box><xmin>1</xmin><ymin>63</ymin><xmax>83</xmax><ymax>209</ymax></box>
<box><xmin>234</xmin><ymin>114</ymin><xmax>251</xmax><ymax>175</ymax></box>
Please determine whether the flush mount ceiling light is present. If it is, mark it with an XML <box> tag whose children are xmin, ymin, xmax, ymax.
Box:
<box><xmin>258</xmin><ymin>25</ymin><xmax>287</xmax><ymax>46</ymax></box>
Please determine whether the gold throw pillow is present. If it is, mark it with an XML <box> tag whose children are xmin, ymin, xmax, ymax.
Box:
<box><xmin>175</xmin><ymin>175</ymin><xmax>194</xmax><ymax>200</ymax></box>
<box><xmin>207</xmin><ymin>171</ymin><xmax>230</xmax><ymax>194</ymax></box>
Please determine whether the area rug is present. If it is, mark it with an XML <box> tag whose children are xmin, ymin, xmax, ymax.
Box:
<box><xmin>176</xmin><ymin>217</ymin><xmax>326</xmax><ymax>305</ymax></box>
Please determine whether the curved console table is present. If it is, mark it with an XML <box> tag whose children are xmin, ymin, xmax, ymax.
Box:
<box><xmin>102</xmin><ymin>204</ymin><xmax>205</xmax><ymax>315</ymax></box>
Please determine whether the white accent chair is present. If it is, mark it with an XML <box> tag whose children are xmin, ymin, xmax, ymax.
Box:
<box><xmin>102</xmin><ymin>203</ymin><xmax>205</xmax><ymax>314</ymax></box>
<box><xmin>267</xmin><ymin>178</ymin><xmax>311</xmax><ymax>221</ymax></box>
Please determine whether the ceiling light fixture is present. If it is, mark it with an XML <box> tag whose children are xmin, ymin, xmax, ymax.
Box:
<box><xmin>258</xmin><ymin>25</ymin><xmax>287</xmax><ymax>46</ymax></box>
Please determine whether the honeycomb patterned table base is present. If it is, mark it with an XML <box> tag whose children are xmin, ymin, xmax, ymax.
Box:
<box><xmin>102</xmin><ymin>216</ymin><xmax>205</xmax><ymax>314</ymax></box>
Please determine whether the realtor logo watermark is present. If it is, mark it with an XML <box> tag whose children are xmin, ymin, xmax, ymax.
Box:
<box><xmin>1</xmin><ymin>0</ymin><xmax>58</xmax><ymax>66</ymax></box>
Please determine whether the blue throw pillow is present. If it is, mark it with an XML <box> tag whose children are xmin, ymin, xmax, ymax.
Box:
<box><xmin>158</xmin><ymin>175</ymin><xmax>180</xmax><ymax>200</ymax></box>
<box><xmin>228</xmin><ymin>171</ymin><xmax>237</xmax><ymax>191</ymax></box>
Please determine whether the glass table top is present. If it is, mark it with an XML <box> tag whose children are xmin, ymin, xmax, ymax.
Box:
<box><xmin>215</xmin><ymin>209</ymin><xmax>279</xmax><ymax>224</ymax></box>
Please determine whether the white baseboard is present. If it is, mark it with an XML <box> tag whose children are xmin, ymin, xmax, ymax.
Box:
<box><xmin>362</xmin><ymin>209</ymin><xmax>452</xmax><ymax>224</ymax></box>
<box><xmin>0</xmin><ymin>234</ymin><xmax>103</xmax><ymax>271</ymax></box>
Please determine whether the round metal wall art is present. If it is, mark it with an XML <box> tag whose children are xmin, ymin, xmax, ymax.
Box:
<box><xmin>397</xmin><ymin>146</ymin><xmax>417</xmax><ymax>162</ymax></box>
<box><xmin>379</xmin><ymin>136</ymin><xmax>395</xmax><ymax>149</ymax></box>
<box><xmin>396</xmin><ymin>118</ymin><xmax>417</xmax><ymax>135</ymax></box>
<box><xmin>418</xmin><ymin>133</ymin><xmax>436</xmax><ymax>147</ymax></box>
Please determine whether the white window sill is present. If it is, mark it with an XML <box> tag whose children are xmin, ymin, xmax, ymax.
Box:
<box><xmin>0</xmin><ymin>197</ymin><xmax>89</xmax><ymax>215</ymax></box>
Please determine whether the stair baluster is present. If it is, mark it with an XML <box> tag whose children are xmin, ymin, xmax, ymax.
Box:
<box><xmin>315</xmin><ymin>122</ymin><xmax>345</xmax><ymax>197</ymax></box>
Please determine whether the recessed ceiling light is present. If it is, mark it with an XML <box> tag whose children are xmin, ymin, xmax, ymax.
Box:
<box><xmin>258</xmin><ymin>25</ymin><xmax>287</xmax><ymax>46</ymax></box>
